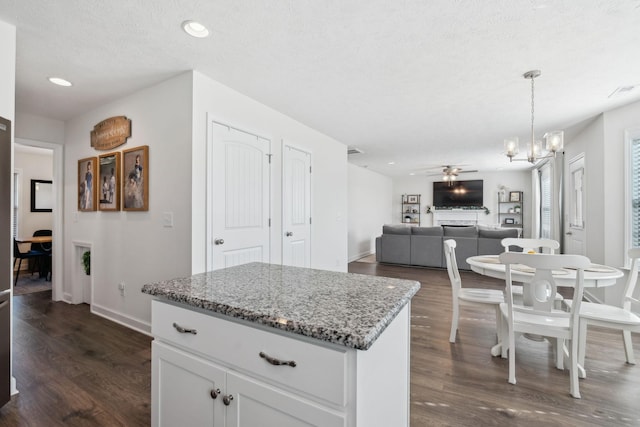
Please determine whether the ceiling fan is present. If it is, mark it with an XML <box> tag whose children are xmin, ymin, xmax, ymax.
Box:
<box><xmin>424</xmin><ymin>165</ymin><xmax>478</xmax><ymax>181</ymax></box>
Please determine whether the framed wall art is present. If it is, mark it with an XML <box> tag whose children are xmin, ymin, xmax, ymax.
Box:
<box><xmin>78</xmin><ymin>157</ymin><xmax>97</xmax><ymax>211</ymax></box>
<box><xmin>98</xmin><ymin>152</ymin><xmax>121</xmax><ymax>211</ymax></box>
<box><xmin>509</xmin><ymin>191</ymin><xmax>521</xmax><ymax>202</ymax></box>
<box><xmin>122</xmin><ymin>145</ymin><xmax>149</xmax><ymax>211</ymax></box>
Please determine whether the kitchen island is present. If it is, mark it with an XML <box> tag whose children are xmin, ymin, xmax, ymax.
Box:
<box><xmin>142</xmin><ymin>262</ymin><xmax>420</xmax><ymax>427</ymax></box>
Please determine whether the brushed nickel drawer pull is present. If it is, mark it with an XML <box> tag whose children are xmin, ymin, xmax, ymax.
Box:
<box><xmin>210</xmin><ymin>388</ymin><xmax>220</xmax><ymax>399</ymax></box>
<box><xmin>223</xmin><ymin>394</ymin><xmax>234</xmax><ymax>406</ymax></box>
<box><xmin>172</xmin><ymin>322</ymin><xmax>197</xmax><ymax>335</ymax></box>
<box><xmin>259</xmin><ymin>351</ymin><xmax>297</xmax><ymax>367</ymax></box>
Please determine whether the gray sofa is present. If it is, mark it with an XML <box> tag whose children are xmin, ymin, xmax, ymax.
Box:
<box><xmin>375</xmin><ymin>225</ymin><xmax>519</xmax><ymax>270</ymax></box>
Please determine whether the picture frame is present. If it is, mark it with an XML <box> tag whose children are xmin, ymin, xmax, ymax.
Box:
<box><xmin>122</xmin><ymin>145</ymin><xmax>149</xmax><ymax>211</ymax></box>
<box><xmin>408</xmin><ymin>195</ymin><xmax>418</xmax><ymax>203</ymax></box>
<box><xmin>509</xmin><ymin>191</ymin><xmax>521</xmax><ymax>202</ymax></box>
<box><xmin>504</xmin><ymin>218</ymin><xmax>515</xmax><ymax>224</ymax></box>
<box><xmin>78</xmin><ymin>157</ymin><xmax>98</xmax><ymax>211</ymax></box>
<box><xmin>31</xmin><ymin>179</ymin><xmax>53</xmax><ymax>212</ymax></box>
<box><xmin>98</xmin><ymin>152</ymin><xmax>121</xmax><ymax>211</ymax></box>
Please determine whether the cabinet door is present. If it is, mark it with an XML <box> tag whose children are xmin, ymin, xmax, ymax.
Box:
<box><xmin>225</xmin><ymin>371</ymin><xmax>345</xmax><ymax>427</ymax></box>
<box><xmin>152</xmin><ymin>341</ymin><xmax>226</xmax><ymax>427</ymax></box>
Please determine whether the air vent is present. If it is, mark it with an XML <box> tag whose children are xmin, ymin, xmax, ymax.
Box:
<box><xmin>608</xmin><ymin>85</ymin><xmax>636</xmax><ymax>98</ymax></box>
<box><xmin>347</xmin><ymin>147</ymin><xmax>364</xmax><ymax>155</ymax></box>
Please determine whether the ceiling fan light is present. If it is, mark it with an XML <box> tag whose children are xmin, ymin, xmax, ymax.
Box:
<box><xmin>544</xmin><ymin>130</ymin><xmax>564</xmax><ymax>152</ymax></box>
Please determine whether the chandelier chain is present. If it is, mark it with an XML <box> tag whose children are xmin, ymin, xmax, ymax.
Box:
<box><xmin>530</xmin><ymin>74</ymin><xmax>535</xmax><ymax>147</ymax></box>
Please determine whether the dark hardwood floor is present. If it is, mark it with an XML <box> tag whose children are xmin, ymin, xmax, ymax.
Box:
<box><xmin>1</xmin><ymin>263</ymin><xmax>639</xmax><ymax>426</ymax></box>
<box><xmin>350</xmin><ymin>261</ymin><xmax>640</xmax><ymax>427</ymax></box>
<box><xmin>0</xmin><ymin>291</ymin><xmax>151</xmax><ymax>426</ymax></box>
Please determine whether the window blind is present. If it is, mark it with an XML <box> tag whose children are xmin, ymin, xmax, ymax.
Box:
<box><xmin>631</xmin><ymin>138</ymin><xmax>640</xmax><ymax>248</ymax></box>
<box><xmin>540</xmin><ymin>164</ymin><xmax>552</xmax><ymax>239</ymax></box>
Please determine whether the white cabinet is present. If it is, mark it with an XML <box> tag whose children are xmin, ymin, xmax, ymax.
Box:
<box><xmin>151</xmin><ymin>299</ymin><xmax>411</xmax><ymax>427</ymax></box>
<box><xmin>153</xmin><ymin>341</ymin><xmax>343</xmax><ymax>427</ymax></box>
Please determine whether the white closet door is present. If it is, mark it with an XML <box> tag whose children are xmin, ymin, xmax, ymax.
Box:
<box><xmin>282</xmin><ymin>145</ymin><xmax>311</xmax><ymax>268</ymax></box>
<box><xmin>209</xmin><ymin>122</ymin><xmax>271</xmax><ymax>270</ymax></box>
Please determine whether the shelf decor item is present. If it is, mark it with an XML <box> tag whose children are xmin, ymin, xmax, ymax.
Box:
<box><xmin>82</xmin><ymin>250</ymin><xmax>91</xmax><ymax>275</ymax></box>
<box><xmin>509</xmin><ymin>191</ymin><xmax>521</xmax><ymax>202</ymax></box>
<box><xmin>408</xmin><ymin>195</ymin><xmax>418</xmax><ymax>203</ymax></box>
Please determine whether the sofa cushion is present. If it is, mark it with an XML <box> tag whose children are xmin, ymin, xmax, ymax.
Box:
<box><xmin>443</xmin><ymin>226</ymin><xmax>478</xmax><ymax>237</ymax></box>
<box><xmin>412</xmin><ymin>226</ymin><xmax>443</xmax><ymax>236</ymax></box>
<box><xmin>382</xmin><ymin>225</ymin><xmax>412</xmax><ymax>235</ymax></box>
<box><xmin>478</xmin><ymin>228</ymin><xmax>518</xmax><ymax>239</ymax></box>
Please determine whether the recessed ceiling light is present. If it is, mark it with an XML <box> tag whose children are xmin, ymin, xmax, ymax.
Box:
<box><xmin>182</xmin><ymin>20</ymin><xmax>209</xmax><ymax>38</ymax></box>
<box><xmin>388</xmin><ymin>161</ymin><xmax>395</xmax><ymax>165</ymax></box>
<box><xmin>48</xmin><ymin>77</ymin><xmax>72</xmax><ymax>87</ymax></box>
<box><xmin>409</xmin><ymin>172</ymin><xmax>415</xmax><ymax>176</ymax></box>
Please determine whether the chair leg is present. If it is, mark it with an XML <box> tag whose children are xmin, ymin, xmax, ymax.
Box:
<box><xmin>494</xmin><ymin>305</ymin><xmax>502</xmax><ymax>342</ymax></box>
<box><xmin>623</xmin><ymin>330</ymin><xmax>636</xmax><ymax>365</ymax></box>
<box><xmin>449</xmin><ymin>300</ymin><xmax>459</xmax><ymax>343</ymax></box>
<box><xmin>578</xmin><ymin>320</ymin><xmax>588</xmax><ymax>378</ymax></box>
<box><xmin>555</xmin><ymin>338</ymin><xmax>564</xmax><ymax>370</ymax></box>
<box><xmin>569</xmin><ymin>337</ymin><xmax>581</xmax><ymax>399</ymax></box>
<box><xmin>508</xmin><ymin>324</ymin><xmax>516</xmax><ymax>384</ymax></box>
<box><xmin>14</xmin><ymin>259</ymin><xmax>22</xmax><ymax>287</ymax></box>
<box><xmin>501</xmin><ymin>315</ymin><xmax>509</xmax><ymax>359</ymax></box>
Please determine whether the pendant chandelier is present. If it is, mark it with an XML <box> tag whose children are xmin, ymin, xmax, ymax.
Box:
<box><xmin>503</xmin><ymin>70</ymin><xmax>564</xmax><ymax>163</ymax></box>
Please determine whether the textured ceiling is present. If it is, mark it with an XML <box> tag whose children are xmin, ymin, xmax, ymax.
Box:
<box><xmin>2</xmin><ymin>0</ymin><xmax>640</xmax><ymax>176</ymax></box>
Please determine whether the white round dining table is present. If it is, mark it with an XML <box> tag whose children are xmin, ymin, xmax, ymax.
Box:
<box><xmin>466</xmin><ymin>254</ymin><xmax>623</xmax><ymax>361</ymax></box>
<box><xmin>466</xmin><ymin>255</ymin><xmax>623</xmax><ymax>288</ymax></box>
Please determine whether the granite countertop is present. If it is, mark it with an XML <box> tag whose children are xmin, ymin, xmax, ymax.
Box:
<box><xmin>141</xmin><ymin>262</ymin><xmax>420</xmax><ymax>350</ymax></box>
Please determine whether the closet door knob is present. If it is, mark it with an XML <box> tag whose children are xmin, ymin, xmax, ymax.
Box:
<box><xmin>223</xmin><ymin>394</ymin><xmax>234</xmax><ymax>406</ymax></box>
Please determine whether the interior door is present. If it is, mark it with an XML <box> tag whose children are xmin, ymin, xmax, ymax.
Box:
<box><xmin>210</xmin><ymin>122</ymin><xmax>271</xmax><ymax>270</ymax></box>
<box><xmin>282</xmin><ymin>145</ymin><xmax>311</xmax><ymax>268</ymax></box>
<box><xmin>565</xmin><ymin>154</ymin><xmax>586</xmax><ymax>255</ymax></box>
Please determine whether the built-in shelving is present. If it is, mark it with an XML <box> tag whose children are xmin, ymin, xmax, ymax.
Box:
<box><xmin>498</xmin><ymin>191</ymin><xmax>523</xmax><ymax>236</ymax></box>
<box><xmin>402</xmin><ymin>194</ymin><xmax>421</xmax><ymax>226</ymax></box>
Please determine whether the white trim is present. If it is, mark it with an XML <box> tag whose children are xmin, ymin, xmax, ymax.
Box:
<box><xmin>90</xmin><ymin>303</ymin><xmax>152</xmax><ymax>336</ymax></box>
<box><xmin>624</xmin><ymin>128</ymin><xmax>640</xmax><ymax>268</ymax></box>
<box><xmin>15</xmin><ymin>137</ymin><xmax>64</xmax><ymax>301</ymax></box>
<box><xmin>72</xmin><ymin>240</ymin><xmax>92</xmax><ymax>305</ymax></box>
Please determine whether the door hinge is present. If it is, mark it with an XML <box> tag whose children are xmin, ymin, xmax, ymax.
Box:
<box><xmin>267</xmin><ymin>154</ymin><xmax>272</xmax><ymax>164</ymax></box>
<box><xmin>309</xmin><ymin>166</ymin><xmax>312</xmax><ymax>173</ymax></box>
<box><xmin>309</xmin><ymin>217</ymin><xmax>312</xmax><ymax>225</ymax></box>
<box><xmin>268</xmin><ymin>218</ymin><xmax>271</xmax><ymax>227</ymax></box>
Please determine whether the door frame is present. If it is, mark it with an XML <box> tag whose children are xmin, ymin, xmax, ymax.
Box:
<box><xmin>14</xmin><ymin>138</ymin><xmax>63</xmax><ymax>302</ymax></box>
<box><xmin>205</xmin><ymin>116</ymin><xmax>272</xmax><ymax>272</ymax></box>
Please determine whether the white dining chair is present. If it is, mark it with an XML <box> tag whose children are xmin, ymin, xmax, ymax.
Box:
<box><xmin>564</xmin><ymin>248</ymin><xmax>640</xmax><ymax>376</ymax></box>
<box><xmin>499</xmin><ymin>251</ymin><xmax>590</xmax><ymax>399</ymax></box>
<box><xmin>501</xmin><ymin>237</ymin><xmax>560</xmax><ymax>254</ymax></box>
<box><xmin>500</xmin><ymin>238</ymin><xmax>564</xmax><ymax>308</ymax></box>
<box><xmin>444</xmin><ymin>239</ymin><xmax>504</xmax><ymax>343</ymax></box>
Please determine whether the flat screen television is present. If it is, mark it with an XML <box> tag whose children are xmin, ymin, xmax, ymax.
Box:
<box><xmin>433</xmin><ymin>180</ymin><xmax>483</xmax><ymax>207</ymax></box>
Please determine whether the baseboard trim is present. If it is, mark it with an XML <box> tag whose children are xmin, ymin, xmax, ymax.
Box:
<box><xmin>349</xmin><ymin>251</ymin><xmax>374</xmax><ymax>263</ymax></box>
<box><xmin>90</xmin><ymin>303</ymin><xmax>151</xmax><ymax>336</ymax></box>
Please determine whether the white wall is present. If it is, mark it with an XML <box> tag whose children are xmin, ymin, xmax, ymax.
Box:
<box><xmin>14</xmin><ymin>150</ymin><xmax>53</xmax><ymax>239</ymax></box>
<box><xmin>15</xmin><ymin>112</ymin><xmax>65</xmax><ymax>144</ymax></box>
<box><xmin>64</xmin><ymin>73</ymin><xmax>193</xmax><ymax>332</ymax></box>
<box><xmin>191</xmin><ymin>71</ymin><xmax>348</xmax><ymax>273</ymax></box>
<box><xmin>347</xmin><ymin>164</ymin><xmax>393</xmax><ymax>261</ymax></box>
<box><xmin>602</xmin><ymin>100</ymin><xmax>640</xmax><ymax>267</ymax></box>
<box><xmin>391</xmin><ymin>171</ymin><xmax>531</xmax><ymax>235</ymax></box>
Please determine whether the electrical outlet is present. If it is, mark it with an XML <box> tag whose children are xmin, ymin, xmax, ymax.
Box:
<box><xmin>118</xmin><ymin>282</ymin><xmax>125</xmax><ymax>296</ymax></box>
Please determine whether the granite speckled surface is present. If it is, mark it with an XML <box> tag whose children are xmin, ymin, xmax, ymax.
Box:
<box><xmin>141</xmin><ymin>262</ymin><xmax>420</xmax><ymax>350</ymax></box>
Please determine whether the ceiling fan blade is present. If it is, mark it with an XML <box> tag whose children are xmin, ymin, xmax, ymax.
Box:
<box><xmin>458</xmin><ymin>169</ymin><xmax>478</xmax><ymax>174</ymax></box>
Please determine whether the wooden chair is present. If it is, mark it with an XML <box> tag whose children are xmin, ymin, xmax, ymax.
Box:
<box><xmin>499</xmin><ymin>252</ymin><xmax>590</xmax><ymax>398</ymax></box>
<box><xmin>13</xmin><ymin>238</ymin><xmax>45</xmax><ymax>287</ymax></box>
<box><xmin>564</xmin><ymin>248</ymin><xmax>640</xmax><ymax>376</ymax></box>
<box><xmin>444</xmin><ymin>239</ymin><xmax>504</xmax><ymax>343</ymax></box>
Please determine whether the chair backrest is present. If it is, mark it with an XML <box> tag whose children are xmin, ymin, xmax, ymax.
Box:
<box><xmin>623</xmin><ymin>248</ymin><xmax>640</xmax><ymax>311</ymax></box>
<box><xmin>32</xmin><ymin>229</ymin><xmax>52</xmax><ymax>252</ymax></box>
<box><xmin>501</xmin><ymin>238</ymin><xmax>559</xmax><ymax>254</ymax></box>
<box><xmin>443</xmin><ymin>239</ymin><xmax>461</xmax><ymax>296</ymax></box>
<box><xmin>499</xmin><ymin>252</ymin><xmax>590</xmax><ymax>324</ymax></box>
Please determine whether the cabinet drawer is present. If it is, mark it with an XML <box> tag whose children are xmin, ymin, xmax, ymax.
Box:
<box><xmin>152</xmin><ymin>300</ymin><xmax>347</xmax><ymax>406</ymax></box>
